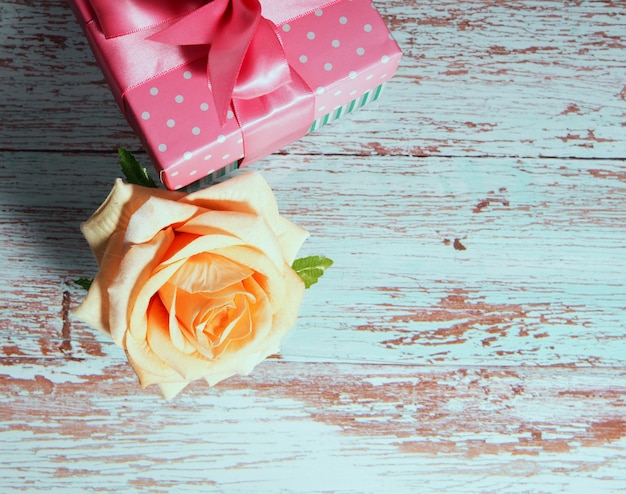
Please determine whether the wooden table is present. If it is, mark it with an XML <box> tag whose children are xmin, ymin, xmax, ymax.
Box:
<box><xmin>2</xmin><ymin>1</ymin><xmax>625</xmax><ymax>492</ymax></box>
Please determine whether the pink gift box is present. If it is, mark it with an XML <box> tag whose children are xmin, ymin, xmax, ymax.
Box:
<box><xmin>70</xmin><ymin>0</ymin><xmax>402</xmax><ymax>190</ymax></box>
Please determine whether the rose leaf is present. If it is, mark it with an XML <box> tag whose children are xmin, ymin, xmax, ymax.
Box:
<box><xmin>292</xmin><ymin>256</ymin><xmax>334</xmax><ymax>289</ymax></box>
<box><xmin>74</xmin><ymin>278</ymin><xmax>93</xmax><ymax>291</ymax></box>
<box><xmin>118</xmin><ymin>147</ymin><xmax>158</xmax><ymax>188</ymax></box>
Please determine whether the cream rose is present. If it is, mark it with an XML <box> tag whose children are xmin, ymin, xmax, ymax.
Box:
<box><xmin>73</xmin><ymin>172</ymin><xmax>308</xmax><ymax>399</ymax></box>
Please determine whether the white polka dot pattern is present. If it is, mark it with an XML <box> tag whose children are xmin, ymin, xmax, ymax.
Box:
<box><xmin>123</xmin><ymin>0</ymin><xmax>401</xmax><ymax>190</ymax></box>
<box><xmin>126</xmin><ymin>57</ymin><xmax>244</xmax><ymax>190</ymax></box>
<box><xmin>279</xmin><ymin>0</ymin><xmax>401</xmax><ymax>118</ymax></box>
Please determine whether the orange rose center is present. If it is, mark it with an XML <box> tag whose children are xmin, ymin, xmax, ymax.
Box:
<box><xmin>157</xmin><ymin>252</ymin><xmax>261</xmax><ymax>358</ymax></box>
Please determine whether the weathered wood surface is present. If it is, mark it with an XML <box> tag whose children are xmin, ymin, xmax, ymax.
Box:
<box><xmin>3</xmin><ymin>153</ymin><xmax>626</xmax><ymax>368</ymax></box>
<box><xmin>2</xmin><ymin>0</ymin><xmax>625</xmax><ymax>157</ymax></box>
<box><xmin>1</xmin><ymin>0</ymin><xmax>625</xmax><ymax>492</ymax></box>
<box><xmin>2</xmin><ymin>363</ymin><xmax>626</xmax><ymax>493</ymax></box>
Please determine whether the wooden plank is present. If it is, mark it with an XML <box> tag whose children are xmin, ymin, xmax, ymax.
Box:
<box><xmin>2</xmin><ymin>152</ymin><xmax>624</xmax><ymax>367</ymax></box>
<box><xmin>1</xmin><ymin>361</ymin><xmax>625</xmax><ymax>492</ymax></box>
<box><xmin>1</xmin><ymin>1</ymin><xmax>625</xmax><ymax>158</ymax></box>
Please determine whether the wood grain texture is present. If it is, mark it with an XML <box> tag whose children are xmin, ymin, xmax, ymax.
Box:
<box><xmin>1</xmin><ymin>1</ymin><xmax>625</xmax><ymax>157</ymax></box>
<box><xmin>1</xmin><ymin>362</ymin><xmax>625</xmax><ymax>493</ymax></box>
<box><xmin>2</xmin><ymin>153</ymin><xmax>625</xmax><ymax>367</ymax></box>
<box><xmin>1</xmin><ymin>0</ymin><xmax>625</xmax><ymax>492</ymax></box>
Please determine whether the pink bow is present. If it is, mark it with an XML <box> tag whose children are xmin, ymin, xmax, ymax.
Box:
<box><xmin>89</xmin><ymin>0</ymin><xmax>291</xmax><ymax>124</ymax></box>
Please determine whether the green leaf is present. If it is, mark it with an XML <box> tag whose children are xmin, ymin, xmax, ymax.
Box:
<box><xmin>74</xmin><ymin>278</ymin><xmax>93</xmax><ymax>291</ymax></box>
<box><xmin>292</xmin><ymin>256</ymin><xmax>333</xmax><ymax>289</ymax></box>
<box><xmin>118</xmin><ymin>147</ymin><xmax>158</xmax><ymax>188</ymax></box>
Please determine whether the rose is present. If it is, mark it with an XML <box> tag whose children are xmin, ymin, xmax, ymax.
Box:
<box><xmin>73</xmin><ymin>172</ymin><xmax>308</xmax><ymax>399</ymax></box>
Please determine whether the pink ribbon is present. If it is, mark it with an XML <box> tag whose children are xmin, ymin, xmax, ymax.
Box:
<box><xmin>88</xmin><ymin>0</ymin><xmax>293</xmax><ymax>125</ymax></box>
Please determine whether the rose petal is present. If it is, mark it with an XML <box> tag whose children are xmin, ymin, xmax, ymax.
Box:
<box><xmin>145</xmin><ymin>304</ymin><xmax>216</xmax><ymax>381</ymax></box>
<box><xmin>165</xmin><ymin>283</ymin><xmax>253</xmax><ymax>359</ymax></box>
<box><xmin>141</xmin><ymin>296</ymin><xmax>258</xmax><ymax>382</ymax></box>
<box><xmin>208</xmin><ymin>293</ymin><xmax>251</xmax><ymax>348</ymax></box>
<box><xmin>159</xmin><ymin>282</ymin><xmax>242</xmax><ymax>329</ymax></box>
<box><xmin>107</xmin><ymin>228</ymin><xmax>175</xmax><ymax>346</ymax></box>
<box><xmin>212</xmin><ymin>276</ymin><xmax>273</xmax><ymax>356</ymax></box>
<box><xmin>125</xmin><ymin>195</ymin><xmax>202</xmax><ymax>244</ymax></box>
<box><xmin>168</xmin><ymin>252</ymin><xmax>253</xmax><ymax>293</ymax></box>
<box><xmin>210</xmin><ymin>245</ymin><xmax>286</xmax><ymax>312</ymax></box>
<box><xmin>158</xmin><ymin>280</ymin><xmax>252</xmax><ymax>359</ymax></box>
<box><xmin>268</xmin><ymin>268</ymin><xmax>305</xmax><ymax>340</ymax></box>
<box><xmin>183</xmin><ymin>179</ymin><xmax>309</xmax><ymax>267</ymax></box>
<box><xmin>128</xmin><ymin>256</ymin><xmax>186</xmax><ymax>341</ymax></box>
<box><xmin>167</xmin><ymin>282</ymin><xmax>257</xmax><ymax>359</ymax></box>
<box><xmin>159</xmin><ymin>232</ymin><xmax>247</xmax><ymax>267</ymax></box>
<box><xmin>166</xmin><ymin>288</ymin><xmax>197</xmax><ymax>354</ymax></box>
<box><xmin>183</xmin><ymin>172</ymin><xmax>280</xmax><ymax>229</ymax></box>
<box><xmin>125</xmin><ymin>321</ymin><xmax>186</xmax><ymax>387</ymax></box>
<box><xmin>274</xmin><ymin>216</ymin><xmax>309</xmax><ymax>265</ymax></box>
<box><xmin>235</xmin><ymin>267</ymin><xmax>305</xmax><ymax>368</ymax></box>
<box><xmin>72</xmin><ymin>230</ymin><xmax>125</xmax><ymax>334</ymax></box>
<box><xmin>81</xmin><ymin>179</ymin><xmax>183</xmax><ymax>266</ymax></box>
<box><xmin>176</xmin><ymin>211</ymin><xmax>286</xmax><ymax>272</ymax></box>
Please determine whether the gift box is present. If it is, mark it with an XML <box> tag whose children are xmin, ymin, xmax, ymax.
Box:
<box><xmin>70</xmin><ymin>0</ymin><xmax>402</xmax><ymax>190</ymax></box>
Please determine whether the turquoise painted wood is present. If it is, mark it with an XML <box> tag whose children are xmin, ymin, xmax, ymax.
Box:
<box><xmin>1</xmin><ymin>1</ymin><xmax>625</xmax><ymax>492</ymax></box>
